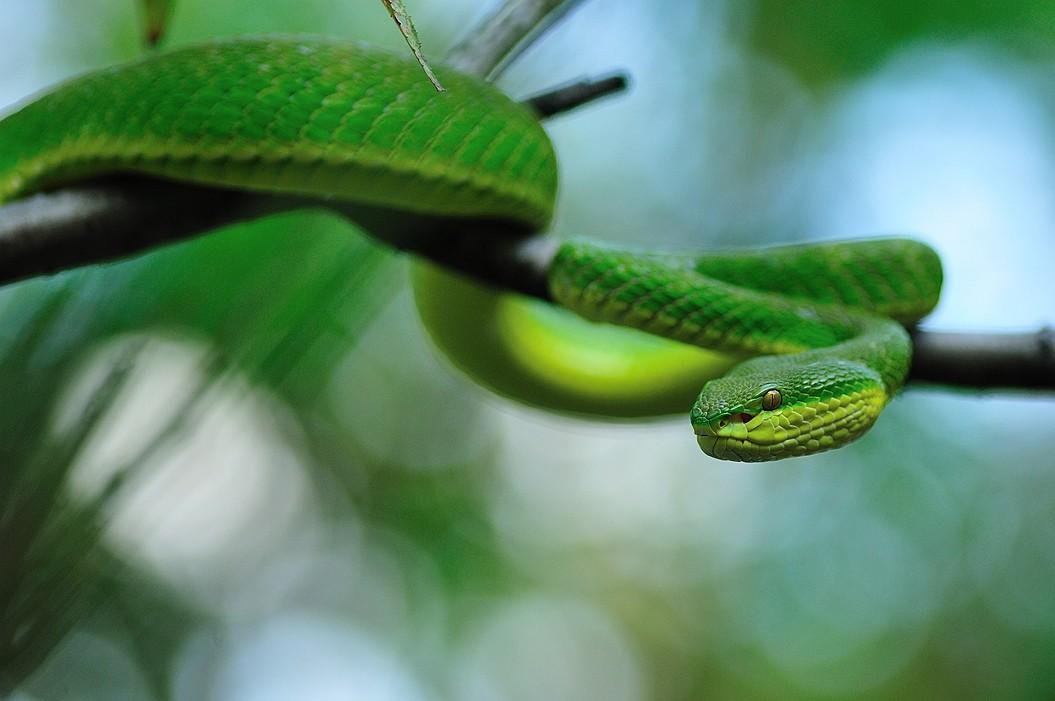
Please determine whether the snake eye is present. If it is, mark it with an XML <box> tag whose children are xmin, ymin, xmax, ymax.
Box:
<box><xmin>762</xmin><ymin>389</ymin><xmax>782</xmax><ymax>411</ymax></box>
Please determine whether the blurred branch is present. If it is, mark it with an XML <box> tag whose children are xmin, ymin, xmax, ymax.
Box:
<box><xmin>523</xmin><ymin>74</ymin><xmax>628</xmax><ymax>117</ymax></box>
<box><xmin>0</xmin><ymin>180</ymin><xmax>298</xmax><ymax>286</ymax></box>
<box><xmin>909</xmin><ymin>327</ymin><xmax>1055</xmax><ymax>390</ymax></box>
<box><xmin>445</xmin><ymin>0</ymin><xmax>588</xmax><ymax>79</ymax></box>
<box><xmin>0</xmin><ymin>0</ymin><xmax>1051</xmax><ymax>395</ymax></box>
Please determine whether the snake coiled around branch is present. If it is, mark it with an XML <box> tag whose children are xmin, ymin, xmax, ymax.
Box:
<box><xmin>0</xmin><ymin>37</ymin><xmax>943</xmax><ymax>461</ymax></box>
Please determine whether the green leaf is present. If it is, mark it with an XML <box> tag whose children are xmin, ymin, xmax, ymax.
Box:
<box><xmin>0</xmin><ymin>212</ymin><xmax>395</xmax><ymax>688</ymax></box>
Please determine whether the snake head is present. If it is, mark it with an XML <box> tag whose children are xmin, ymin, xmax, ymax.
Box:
<box><xmin>690</xmin><ymin>358</ymin><xmax>888</xmax><ymax>462</ymax></box>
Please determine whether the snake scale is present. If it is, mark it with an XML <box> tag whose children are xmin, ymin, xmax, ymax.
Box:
<box><xmin>0</xmin><ymin>37</ymin><xmax>943</xmax><ymax>461</ymax></box>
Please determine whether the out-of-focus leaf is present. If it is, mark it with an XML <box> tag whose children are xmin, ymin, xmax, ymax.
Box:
<box><xmin>0</xmin><ymin>290</ymin><xmax>125</xmax><ymax>689</ymax></box>
<box><xmin>747</xmin><ymin>0</ymin><xmax>1055</xmax><ymax>84</ymax></box>
<box><xmin>0</xmin><ymin>211</ymin><xmax>395</xmax><ymax>687</ymax></box>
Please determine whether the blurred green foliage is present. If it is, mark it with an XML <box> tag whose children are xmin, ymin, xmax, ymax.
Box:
<box><xmin>747</xmin><ymin>0</ymin><xmax>1055</xmax><ymax>84</ymax></box>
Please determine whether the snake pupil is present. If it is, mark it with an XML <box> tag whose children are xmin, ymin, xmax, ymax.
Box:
<box><xmin>762</xmin><ymin>389</ymin><xmax>782</xmax><ymax>411</ymax></box>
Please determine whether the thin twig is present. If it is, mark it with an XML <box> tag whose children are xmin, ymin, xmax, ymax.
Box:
<box><xmin>381</xmin><ymin>0</ymin><xmax>445</xmax><ymax>91</ymax></box>
<box><xmin>524</xmin><ymin>74</ymin><xmax>628</xmax><ymax>117</ymax></box>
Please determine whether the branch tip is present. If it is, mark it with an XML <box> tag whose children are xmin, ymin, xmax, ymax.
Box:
<box><xmin>523</xmin><ymin>73</ymin><xmax>629</xmax><ymax>118</ymax></box>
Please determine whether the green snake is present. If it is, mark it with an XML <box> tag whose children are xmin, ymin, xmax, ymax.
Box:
<box><xmin>0</xmin><ymin>37</ymin><xmax>942</xmax><ymax>461</ymax></box>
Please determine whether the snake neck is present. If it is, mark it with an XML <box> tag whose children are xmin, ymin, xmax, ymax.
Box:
<box><xmin>548</xmin><ymin>241</ymin><xmax>892</xmax><ymax>357</ymax></box>
<box><xmin>546</xmin><ymin>239</ymin><xmax>934</xmax><ymax>461</ymax></box>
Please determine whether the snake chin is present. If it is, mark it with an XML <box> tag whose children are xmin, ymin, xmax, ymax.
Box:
<box><xmin>697</xmin><ymin>434</ymin><xmax>767</xmax><ymax>463</ymax></box>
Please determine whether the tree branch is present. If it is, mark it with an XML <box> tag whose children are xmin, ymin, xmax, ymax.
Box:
<box><xmin>0</xmin><ymin>180</ymin><xmax>296</xmax><ymax>285</ymax></box>
<box><xmin>0</xmin><ymin>0</ymin><xmax>1051</xmax><ymax>395</ymax></box>
<box><xmin>523</xmin><ymin>74</ymin><xmax>628</xmax><ymax>117</ymax></box>
<box><xmin>909</xmin><ymin>327</ymin><xmax>1055</xmax><ymax>390</ymax></box>
<box><xmin>445</xmin><ymin>0</ymin><xmax>588</xmax><ymax>79</ymax></box>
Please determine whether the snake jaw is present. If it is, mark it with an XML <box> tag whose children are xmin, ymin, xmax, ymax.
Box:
<box><xmin>693</xmin><ymin>410</ymin><xmax>789</xmax><ymax>462</ymax></box>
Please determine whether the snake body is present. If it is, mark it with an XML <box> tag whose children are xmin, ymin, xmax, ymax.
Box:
<box><xmin>0</xmin><ymin>37</ymin><xmax>942</xmax><ymax>461</ymax></box>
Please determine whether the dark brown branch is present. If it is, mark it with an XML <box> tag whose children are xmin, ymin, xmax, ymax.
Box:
<box><xmin>0</xmin><ymin>182</ymin><xmax>1053</xmax><ymax>395</ymax></box>
<box><xmin>524</xmin><ymin>74</ymin><xmax>628</xmax><ymax>117</ymax></box>
<box><xmin>909</xmin><ymin>327</ymin><xmax>1055</xmax><ymax>390</ymax></box>
<box><xmin>0</xmin><ymin>174</ymin><xmax>555</xmax><ymax>298</ymax></box>
<box><xmin>0</xmin><ymin>180</ymin><xmax>296</xmax><ymax>285</ymax></box>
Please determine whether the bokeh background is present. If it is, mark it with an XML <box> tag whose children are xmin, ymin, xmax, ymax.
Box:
<box><xmin>2</xmin><ymin>0</ymin><xmax>1055</xmax><ymax>699</ymax></box>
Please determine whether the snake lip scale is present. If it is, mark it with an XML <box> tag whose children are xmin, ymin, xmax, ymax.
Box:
<box><xmin>0</xmin><ymin>36</ymin><xmax>944</xmax><ymax>462</ymax></box>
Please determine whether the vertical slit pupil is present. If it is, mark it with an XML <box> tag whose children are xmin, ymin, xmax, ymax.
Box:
<box><xmin>762</xmin><ymin>389</ymin><xmax>782</xmax><ymax>411</ymax></box>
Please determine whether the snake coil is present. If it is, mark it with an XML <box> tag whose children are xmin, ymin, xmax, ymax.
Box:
<box><xmin>0</xmin><ymin>37</ymin><xmax>942</xmax><ymax>461</ymax></box>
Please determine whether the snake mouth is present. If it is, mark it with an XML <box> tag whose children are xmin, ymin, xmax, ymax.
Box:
<box><xmin>692</xmin><ymin>411</ymin><xmax>755</xmax><ymax>430</ymax></box>
<box><xmin>694</xmin><ymin>391</ymin><xmax>887</xmax><ymax>461</ymax></box>
<box><xmin>695</xmin><ymin>428</ymin><xmax>782</xmax><ymax>461</ymax></box>
<box><xmin>693</xmin><ymin>410</ymin><xmax>768</xmax><ymax>440</ymax></box>
<box><xmin>693</xmin><ymin>411</ymin><xmax>786</xmax><ymax>461</ymax></box>
<box><xmin>695</xmin><ymin>414</ymin><xmax>805</xmax><ymax>460</ymax></box>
